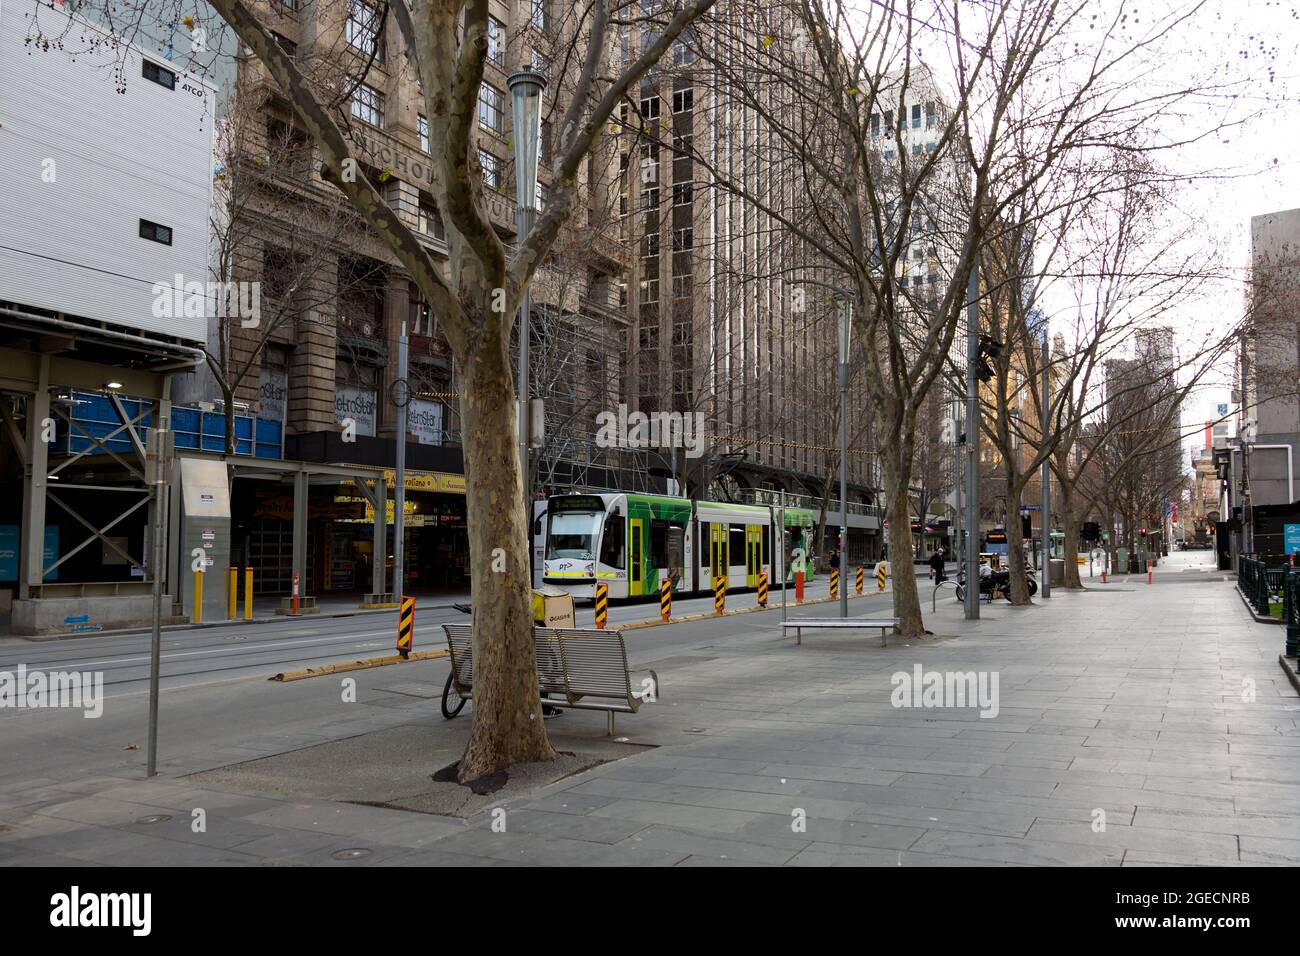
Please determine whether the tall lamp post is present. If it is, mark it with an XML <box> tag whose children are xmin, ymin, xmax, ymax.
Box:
<box><xmin>964</xmin><ymin>256</ymin><xmax>981</xmax><ymax>620</ymax></box>
<box><xmin>796</xmin><ymin>277</ymin><xmax>857</xmax><ymax>619</ymax></box>
<box><xmin>509</xmin><ymin>68</ymin><xmax>547</xmax><ymax>567</ymax></box>
<box><xmin>1039</xmin><ymin>324</ymin><xmax>1051</xmax><ymax>597</ymax></box>
<box><xmin>836</xmin><ymin>295</ymin><xmax>851</xmax><ymax>618</ymax></box>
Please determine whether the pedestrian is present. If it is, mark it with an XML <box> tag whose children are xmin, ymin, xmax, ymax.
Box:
<box><xmin>928</xmin><ymin>547</ymin><xmax>947</xmax><ymax>585</ymax></box>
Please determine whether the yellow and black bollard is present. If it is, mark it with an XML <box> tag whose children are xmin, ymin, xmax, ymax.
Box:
<box><xmin>856</xmin><ymin>565</ymin><xmax>864</xmax><ymax>595</ymax></box>
<box><xmin>660</xmin><ymin>577</ymin><xmax>672</xmax><ymax>622</ymax></box>
<box><xmin>595</xmin><ymin>582</ymin><xmax>608</xmax><ymax>629</ymax></box>
<box><xmin>757</xmin><ymin>571</ymin><xmax>768</xmax><ymax>608</ymax></box>
<box><xmin>830</xmin><ymin>567</ymin><xmax>839</xmax><ymax>600</ymax></box>
<box><xmin>228</xmin><ymin>566</ymin><xmax>237</xmax><ymax>621</ymax></box>
<box><xmin>396</xmin><ymin>595</ymin><xmax>414</xmax><ymax>658</ymax></box>
<box><xmin>193</xmin><ymin>568</ymin><xmax>204</xmax><ymax>625</ymax></box>
<box><xmin>876</xmin><ymin>563</ymin><xmax>887</xmax><ymax>592</ymax></box>
<box><xmin>714</xmin><ymin>575</ymin><xmax>726</xmax><ymax>615</ymax></box>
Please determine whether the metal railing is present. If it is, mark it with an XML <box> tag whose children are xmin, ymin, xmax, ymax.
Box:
<box><xmin>1285</xmin><ymin>571</ymin><xmax>1300</xmax><ymax>657</ymax></box>
<box><xmin>1239</xmin><ymin>557</ymin><xmax>1271</xmax><ymax>616</ymax></box>
<box><xmin>736</xmin><ymin>488</ymin><xmax>884</xmax><ymax>520</ymax></box>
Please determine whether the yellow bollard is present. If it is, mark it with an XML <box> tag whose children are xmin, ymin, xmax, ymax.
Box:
<box><xmin>594</xmin><ymin>583</ymin><xmax>608</xmax><ymax>629</ymax></box>
<box><xmin>228</xmin><ymin>566</ymin><xmax>237</xmax><ymax>620</ymax></box>
<box><xmin>244</xmin><ymin>567</ymin><xmax>253</xmax><ymax>621</ymax></box>
<box><xmin>193</xmin><ymin>568</ymin><xmax>204</xmax><ymax>625</ymax></box>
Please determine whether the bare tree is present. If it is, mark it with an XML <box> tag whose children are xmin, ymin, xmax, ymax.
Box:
<box><xmin>686</xmin><ymin>0</ymin><xmax>1254</xmax><ymax>634</ymax></box>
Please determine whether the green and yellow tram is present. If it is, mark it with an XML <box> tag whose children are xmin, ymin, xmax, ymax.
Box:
<box><xmin>541</xmin><ymin>492</ymin><xmax>815</xmax><ymax>600</ymax></box>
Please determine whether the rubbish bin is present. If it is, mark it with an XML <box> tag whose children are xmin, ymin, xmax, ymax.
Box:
<box><xmin>1048</xmin><ymin>558</ymin><xmax>1065</xmax><ymax>586</ymax></box>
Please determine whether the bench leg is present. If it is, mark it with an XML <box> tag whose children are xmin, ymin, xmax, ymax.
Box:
<box><xmin>796</xmin><ymin>627</ymin><xmax>802</xmax><ymax>645</ymax></box>
<box><xmin>881</xmin><ymin>628</ymin><xmax>887</xmax><ymax>648</ymax></box>
<box><xmin>607</xmin><ymin>711</ymin><xmax>615</xmax><ymax>737</ymax></box>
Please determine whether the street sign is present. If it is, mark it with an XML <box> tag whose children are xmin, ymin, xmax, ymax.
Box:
<box><xmin>1285</xmin><ymin>524</ymin><xmax>1300</xmax><ymax>555</ymax></box>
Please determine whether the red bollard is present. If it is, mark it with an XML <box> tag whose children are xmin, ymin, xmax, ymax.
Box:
<box><xmin>795</xmin><ymin>569</ymin><xmax>805</xmax><ymax>604</ymax></box>
<box><xmin>291</xmin><ymin>571</ymin><xmax>300</xmax><ymax>615</ymax></box>
<box><xmin>1147</xmin><ymin>560</ymin><xmax>1153</xmax><ymax>585</ymax></box>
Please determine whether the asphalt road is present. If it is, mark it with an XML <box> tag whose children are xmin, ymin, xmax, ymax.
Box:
<box><xmin>0</xmin><ymin>568</ymin><xmax>929</xmax><ymax>693</ymax></box>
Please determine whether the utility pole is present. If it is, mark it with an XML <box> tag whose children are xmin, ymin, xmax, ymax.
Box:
<box><xmin>145</xmin><ymin>413</ymin><xmax>171</xmax><ymax>778</ymax></box>
<box><xmin>393</xmin><ymin>322</ymin><xmax>409</xmax><ymax>599</ymax></box>
<box><xmin>1040</xmin><ymin>328</ymin><xmax>1051</xmax><ymax>598</ymax></box>
<box><xmin>838</xmin><ymin>296</ymin><xmax>850</xmax><ymax>619</ymax></box>
<box><xmin>964</xmin><ymin>257</ymin><xmax>981</xmax><ymax>620</ymax></box>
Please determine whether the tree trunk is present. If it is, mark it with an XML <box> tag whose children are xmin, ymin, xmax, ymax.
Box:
<box><xmin>1060</xmin><ymin>483</ymin><xmax>1083</xmax><ymax>588</ymax></box>
<box><xmin>456</xmin><ymin>338</ymin><xmax>556</xmax><ymax>783</ymax></box>
<box><xmin>221</xmin><ymin>381</ymin><xmax>237</xmax><ymax>457</ymax></box>
<box><xmin>887</xmin><ymin>479</ymin><xmax>925</xmax><ymax>636</ymax></box>
<box><xmin>1005</xmin><ymin>473</ymin><xmax>1032</xmax><ymax>604</ymax></box>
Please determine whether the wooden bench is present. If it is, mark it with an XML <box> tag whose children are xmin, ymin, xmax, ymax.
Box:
<box><xmin>781</xmin><ymin>618</ymin><xmax>900</xmax><ymax>647</ymax></box>
<box><xmin>441</xmin><ymin>623</ymin><xmax>659</xmax><ymax>736</ymax></box>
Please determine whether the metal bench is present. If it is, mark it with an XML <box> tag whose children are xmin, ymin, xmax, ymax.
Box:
<box><xmin>442</xmin><ymin>623</ymin><xmax>658</xmax><ymax>735</ymax></box>
<box><xmin>781</xmin><ymin>618</ymin><xmax>900</xmax><ymax>647</ymax></box>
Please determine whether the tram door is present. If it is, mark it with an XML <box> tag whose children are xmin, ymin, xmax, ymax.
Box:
<box><xmin>745</xmin><ymin>526</ymin><xmax>762</xmax><ymax>587</ymax></box>
<box><xmin>710</xmin><ymin>523</ymin><xmax>728</xmax><ymax>583</ymax></box>
<box><xmin>630</xmin><ymin>518</ymin><xmax>644</xmax><ymax>596</ymax></box>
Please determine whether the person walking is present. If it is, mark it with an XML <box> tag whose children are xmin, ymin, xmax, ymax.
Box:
<box><xmin>928</xmin><ymin>547</ymin><xmax>947</xmax><ymax>585</ymax></box>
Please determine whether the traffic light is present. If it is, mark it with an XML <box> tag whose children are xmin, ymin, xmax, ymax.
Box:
<box><xmin>1022</xmin><ymin>514</ymin><xmax>1032</xmax><ymax>539</ymax></box>
<box><xmin>974</xmin><ymin>336</ymin><xmax>1004</xmax><ymax>383</ymax></box>
<box><xmin>1081</xmin><ymin>521</ymin><xmax>1100</xmax><ymax>542</ymax></box>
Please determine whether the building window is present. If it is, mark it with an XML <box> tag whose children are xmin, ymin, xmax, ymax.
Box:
<box><xmin>672</xmin><ymin>181</ymin><xmax>693</xmax><ymax>206</ymax></box>
<box><xmin>884</xmin><ymin>110</ymin><xmax>893</xmax><ymax>130</ymax></box>
<box><xmin>418</xmin><ymin>201</ymin><xmax>445</xmax><ymax>240</ymax></box>
<box><xmin>672</xmin><ymin>88</ymin><xmax>693</xmax><ymax>113</ymax></box>
<box><xmin>642</xmin><ymin>186</ymin><xmax>660</xmax><ymax>209</ymax></box>
<box><xmin>139</xmin><ymin>219</ymin><xmax>172</xmax><ymax>245</ymax></box>
<box><xmin>926</xmin><ymin>101</ymin><xmax>936</xmax><ymax>128</ymax></box>
<box><xmin>642</xmin><ymin>232</ymin><xmax>660</xmax><ymax>257</ymax></box>
<box><xmin>142</xmin><ymin>59</ymin><xmax>175</xmax><ymax>89</ymax></box>
<box><xmin>530</xmin><ymin>48</ymin><xmax>549</xmax><ymax>75</ymax></box>
<box><xmin>346</xmin><ymin>0</ymin><xmax>384</xmax><ymax>59</ymax></box>
<box><xmin>530</xmin><ymin>0</ymin><xmax>546</xmax><ymax>31</ymax></box>
<box><xmin>618</xmin><ymin>282</ymin><xmax>628</xmax><ymax>307</ymax></box>
<box><xmin>640</xmin><ymin>95</ymin><xmax>660</xmax><ymax>120</ymax></box>
<box><xmin>672</xmin><ymin>226</ymin><xmax>693</xmax><ymax>250</ymax></box>
<box><xmin>672</xmin><ymin>39</ymin><xmax>695</xmax><ymax>65</ymax></box>
<box><xmin>870</xmin><ymin>112</ymin><xmax>879</xmax><ymax>137</ymax></box>
<box><xmin>487</xmin><ymin>16</ymin><xmax>505</xmax><ymax>67</ymax></box>
<box><xmin>640</xmin><ymin>278</ymin><xmax>659</xmax><ymax>304</ymax></box>
<box><xmin>350</xmin><ymin>81</ymin><xmax>385</xmax><ymax>128</ymax></box>
<box><xmin>418</xmin><ymin>114</ymin><xmax>429</xmax><ymax>153</ymax></box>
<box><xmin>911</xmin><ymin>104</ymin><xmax>921</xmax><ymax>128</ymax></box>
<box><xmin>478</xmin><ymin>83</ymin><xmax>504</xmax><ymax>133</ymax></box>
<box><xmin>479</xmin><ymin>149</ymin><xmax>501</xmax><ymax>189</ymax></box>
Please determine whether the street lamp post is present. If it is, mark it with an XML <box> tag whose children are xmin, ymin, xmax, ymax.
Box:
<box><xmin>964</xmin><ymin>256</ymin><xmax>981</xmax><ymax>620</ymax></box>
<box><xmin>1040</xmin><ymin>326</ymin><xmax>1051</xmax><ymax>598</ymax></box>
<box><xmin>509</xmin><ymin>69</ymin><xmax>547</xmax><ymax>569</ymax></box>
<box><xmin>794</xmin><ymin>277</ymin><xmax>857</xmax><ymax>619</ymax></box>
<box><xmin>837</xmin><ymin>295</ymin><xmax>850</xmax><ymax>619</ymax></box>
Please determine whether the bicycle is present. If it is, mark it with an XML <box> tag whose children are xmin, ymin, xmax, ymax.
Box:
<box><xmin>441</xmin><ymin>603</ymin><xmax>471</xmax><ymax>719</ymax></box>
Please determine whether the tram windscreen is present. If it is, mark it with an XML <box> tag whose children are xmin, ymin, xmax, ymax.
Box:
<box><xmin>547</xmin><ymin>512</ymin><xmax>602</xmax><ymax>560</ymax></box>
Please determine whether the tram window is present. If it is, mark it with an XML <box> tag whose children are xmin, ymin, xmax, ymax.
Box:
<box><xmin>600</xmin><ymin>514</ymin><xmax>625</xmax><ymax>568</ymax></box>
<box><xmin>698</xmin><ymin>523</ymin><xmax>708</xmax><ymax>561</ymax></box>
<box><xmin>649</xmin><ymin>519</ymin><xmax>682</xmax><ymax>567</ymax></box>
<box><xmin>762</xmin><ymin>526</ymin><xmax>770</xmax><ymax>565</ymax></box>
<box><xmin>729</xmin><ymin>526</ymin><xmax>745</xmax><ymax>565</ymax></box>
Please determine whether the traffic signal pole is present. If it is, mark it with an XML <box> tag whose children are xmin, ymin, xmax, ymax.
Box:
<box><xmin>964</xmin><ymin>257</ymin><xmax>980</xmax><ymax>621</ymax></box>
<box><xmin>1040</xmin><ymin>328</ymin><xmax>1051</xmax><ymax>598</ymax></box>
